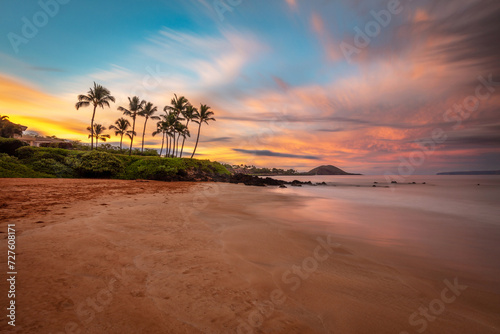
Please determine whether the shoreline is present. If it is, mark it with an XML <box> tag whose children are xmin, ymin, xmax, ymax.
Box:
<box><xmin>0</xmin><ymin>179</ymin><xmax>499</xmax><ymax>333</ymax></box>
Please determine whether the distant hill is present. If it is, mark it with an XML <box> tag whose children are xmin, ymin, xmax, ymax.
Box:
<box><xmin>437</xmin><ymin>170</ymin><xmax>500</xmax><ymax>175</ymax></box>
<box><xmin>304</xmin><ymin>165</ymin><xmax>361</xmax><ymax>175</ymax></box>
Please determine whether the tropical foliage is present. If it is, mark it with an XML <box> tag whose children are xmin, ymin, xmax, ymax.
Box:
<box><xmin>0</xmin><ymin>145</ymin><xmax>229</xmax><ymax>179</ymax></box>
<box><xmin>74</xmin><ymin>86</ymin><xmax>215</xmax><ymax>159</ymax></box>
<box><xmin>0</xmin><ymin>115</ymin><xmax>24</xmax><ymax>138</ymax></box>
<box><xmin>75</xmin><ymin>82</ymin><xmax>115</xmax><ymax>150</ymax></box>
<box><xmin>109</xmin><ymin>118</ymin><xmax>131</xmax><ymax>150</ymax></box>
<box><xmin>87</xmin><ymin>124</ymin><xmax>111</xmax><ymax>147</ymax></box>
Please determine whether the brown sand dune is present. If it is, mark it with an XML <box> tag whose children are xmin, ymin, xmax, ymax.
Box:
<box><xmin>0</xmin><ymin>179</ymin><xmax>499</xmax><ymax>333</ymax></box>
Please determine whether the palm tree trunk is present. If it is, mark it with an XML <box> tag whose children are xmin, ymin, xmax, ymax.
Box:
<box><xmin>167</xmin><ymin>135</ymin><xmax>171</xmax><ymax>157</ymax></box>
<box><xmin>141</xmin><ymin>117</ymin><xmax>148</xmax><ymax>153</ymax></box>
<box><xmin>90</xmin><ymin>104</ymin><xmax>97</xmax><ymax>150</ymax></box>
<box><xmin>119</xmin><ymin>134</ymin><xmax>123</xmax><ymax>150</ymax></box>
<box><xmin>180</xmin><ymin>120</ymin><xmax>190</xmax><ymax>158</ymax></box>
<box><xmin>175</xmin><ymin>133</ymin><xmax>181</xmax><ymax>157</ymax></box>
<box><xmin>159</xmin><ymin>131</ymin><xmax>165</xmax><ymax>156</ymax></box>
<box><xmin>96</xmin><ymin>137</ymin><xmax>99</xmax><ymax>148</ymax></box>
<box><xmin>167</xmin><ymin>136</ymin><xmax>170</xmax><ymax>157</ymax></box>
<box><xmin>129</xmin><ymin>117</ymin><xmax>136</xmax><ymax>156</ymax></box>
<box><xmin>191</xmin><ymin>123</ymin><xmax>202</xmax><ymax>159</ymax></box>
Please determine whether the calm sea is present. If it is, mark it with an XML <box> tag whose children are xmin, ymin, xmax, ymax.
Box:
<box><xmin>267</xmin><ymin>175</ymin><xmax>500</xmax><ymax>292</ymax></box>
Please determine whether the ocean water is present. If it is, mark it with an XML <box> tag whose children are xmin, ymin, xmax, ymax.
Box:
<box><xmin>268</xmin><ymin>175</ymin><xmax>500</xmax><ymax>292</ymax></box>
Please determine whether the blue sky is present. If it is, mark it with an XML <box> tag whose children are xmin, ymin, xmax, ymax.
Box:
<box><xmin>1</xmin><ymin>0</ymin><xmax>499</xmax><ymax>174</ymax></box>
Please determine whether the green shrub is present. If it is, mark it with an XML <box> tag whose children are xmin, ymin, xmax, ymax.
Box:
<box><xmin>124</xmin><ymin>158</ymin><xmax>178</xmax><ymax>181</ymax></box>
<box><xmin>0</xmin><ymin>138</ymin><xmax>28</xmax><ymax>156</ymax></box>
<box><xmin>123</xmin><ymin>157</ymin><xmax>229</xmax><ymax>181</ymax></box>
<box><xmin>74</xmin><ymin>151</ymin><xmax>124</xmax><ymax>178</ymax></box>
<box><xmin>0</xmin><ymin>154</ymin><xmax>53</xmax><ymax>178</ymax></box>
<box><xmin>14</xmin><ymin>146</ymin><xmax>36</xmax><ymax>159</ymax></box>
<box><xmin>39</xmin><ymin>142</ymin><xmax>73</xmax><ymax>149</ymax></box>
<box><xmin>15</xmin><ymin>146</ymin><xmax>72</xmax><ymax>161</ymax></box>
<box><xmin>29</xmin><ymin>158</ymin><xmax>76</xmax><ymax>178</ymax></box>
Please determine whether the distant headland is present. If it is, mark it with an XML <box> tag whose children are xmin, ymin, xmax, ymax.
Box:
<box><xmin>303</xmin><ymin>165</ymin><xmax>361</xmax><ymax>176</ymax></box>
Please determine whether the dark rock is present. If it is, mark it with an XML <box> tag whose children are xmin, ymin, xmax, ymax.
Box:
<box><xmin>391</xmin><ymin>181</ymin><xmax>397</xmax><ymax>184</ymax></box>
<box><xmin>228</xmin><ymin>174</ymin><xmax>285</xmax><ymax>187</ymax></box>
<box><xmin>279</xmin><ymin>185</ymin><xmax>287</xmax><ymax>188</ymax></box>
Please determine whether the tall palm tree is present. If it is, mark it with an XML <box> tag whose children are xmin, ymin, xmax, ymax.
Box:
<box><xmin>109</xmin><ymin>118</ymin><xmax>131</xmax><ymax>150</ymax></box>
<box><xmin>87</xmin><ymin>124</ymin><xmax>110</xmax><ymax>148</ymax></box>
<box><xmin>191</xmin><ymin>104</ymin><xmax>216</xmax><ymax>159</ymax></box>
<box><xmin>165</xmin><ymin>94</ymin><xmax>188</xmax><ymax>157</ymax></box>
<box><xmin>76</xmin><ymin>82</ymin><xmax>115</xmax><ymax>150</ymax></box>
<box><xmin>139</xmin><ymin>102</ymin><xmax>160</xmax><ymax>153</ymax></box>
<box><xmin>179</xmin><ymin>105</ymin><xmax>197</xmax><ymax>158</ymax></box>
<box><xmin>118</xmin><ymin>96</ymin><xmax>145</xmax><ymax>156</ymax></box>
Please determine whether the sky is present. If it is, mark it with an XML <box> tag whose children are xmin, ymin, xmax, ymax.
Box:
<box><xmin>1</xmin><ymin>0</ymin><xmax>499</xmax><ymax>174</ymax></box>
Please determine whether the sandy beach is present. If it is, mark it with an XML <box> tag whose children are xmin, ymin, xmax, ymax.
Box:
<box><xmin>1</xmin><ymin>179</ymin><xmax>499</xmax><ymax>333</ymax></box>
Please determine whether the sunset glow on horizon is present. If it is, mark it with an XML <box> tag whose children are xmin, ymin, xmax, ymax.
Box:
<box><xmin>1</xmin><ymin>0</ymin><xmax>499</xmax><ymax>174</ymax></box>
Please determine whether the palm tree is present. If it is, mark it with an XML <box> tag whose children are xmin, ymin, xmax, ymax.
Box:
<box><xmin>165</xmin><ymin>94</ymin><xmax>188</xmax><ymax>157</ymax></box>
<box><xmin>87</xmin><ymin>124</ymin><xmax>110</xmax><ymax>148</ymax></box>
<box><xmin>191</xmin><ymin>104</ymin><xmax>216</xmax><ymax>159</ymax></box>
<box><xmin>179</xmin><ymin>105</ymin><xmax>197</xmax><ymax>158</ymax></box>
<box><xmin>76</xmin><ymin>82</ymin><xmax>115</xmax><ymax>150</ymax></box>
<box><xmin>118</xmin><ymin>96</ymin><xmax>145</xmax><ymax>156</ymax></box>
<box><xmin>109</xmin><ymin>118</ymin><xmax>131</xmax><ymax>150</ymax></box>
<box><xmin>139</xmin><ymin>102</ymin><xmax>160</xmax><ymax>153</ymax></box>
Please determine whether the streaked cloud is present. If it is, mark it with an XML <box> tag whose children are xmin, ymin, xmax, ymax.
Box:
<box><xmin>233</xmin><ymin>149</ymin><xmax>320</xmax><ymax>160</ymax></box>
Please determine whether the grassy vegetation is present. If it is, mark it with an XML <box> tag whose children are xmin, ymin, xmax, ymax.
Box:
<box><xmin>0</xmin><ymin>141</ymin><xmax>229</xmax><ymax>180</ymax></box>
<box><xmin>0</xmin><ymin>154</ymin><xmax>53</xmax><ymax>178</ymax></box>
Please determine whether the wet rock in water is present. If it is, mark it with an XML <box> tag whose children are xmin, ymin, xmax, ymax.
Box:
<box><xmin>374</xmin><ymin>182</ymin><xmax>378</xmax><ymax>184</ymax></box>
<box><xmin>279</xmin><ymin>185</ymin><xmax>287</xmax><ymax>188</ymax></box>
<box><xmin>422</xmin><ymin>182</ymin><xmax>426</xmax><ymax>184</ymax></box>
<box><xmin>372</xmin><ymin>185</ymin><xmax>377</xmax><ymax>187</ymax></box>
<box><xmin>412</xmin><ymin>182</ymin><xmax>416</xmax><ymax>184</ymax></box>
<box><xmin>391</xmin><ymin>181</ymin><xmax>398</xmax><ymax>184</ymax></box>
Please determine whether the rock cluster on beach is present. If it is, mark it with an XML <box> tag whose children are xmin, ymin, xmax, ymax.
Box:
<box><xmin>225</xmin><ymin>173</ymin><xmax>327</xmax><ymax>187</ymax></box>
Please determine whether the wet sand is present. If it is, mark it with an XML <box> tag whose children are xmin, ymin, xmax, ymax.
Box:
<box><xmin>0</xmin><ymin>179</ymin><xmax>499</xmax><ymax>333</ymax></box>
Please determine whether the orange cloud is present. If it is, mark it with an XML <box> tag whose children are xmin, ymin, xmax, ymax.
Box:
<box><xmin>0</xmin><ymin>75</ymin><xmax>88</xmax><ymax>140</ymax></box>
